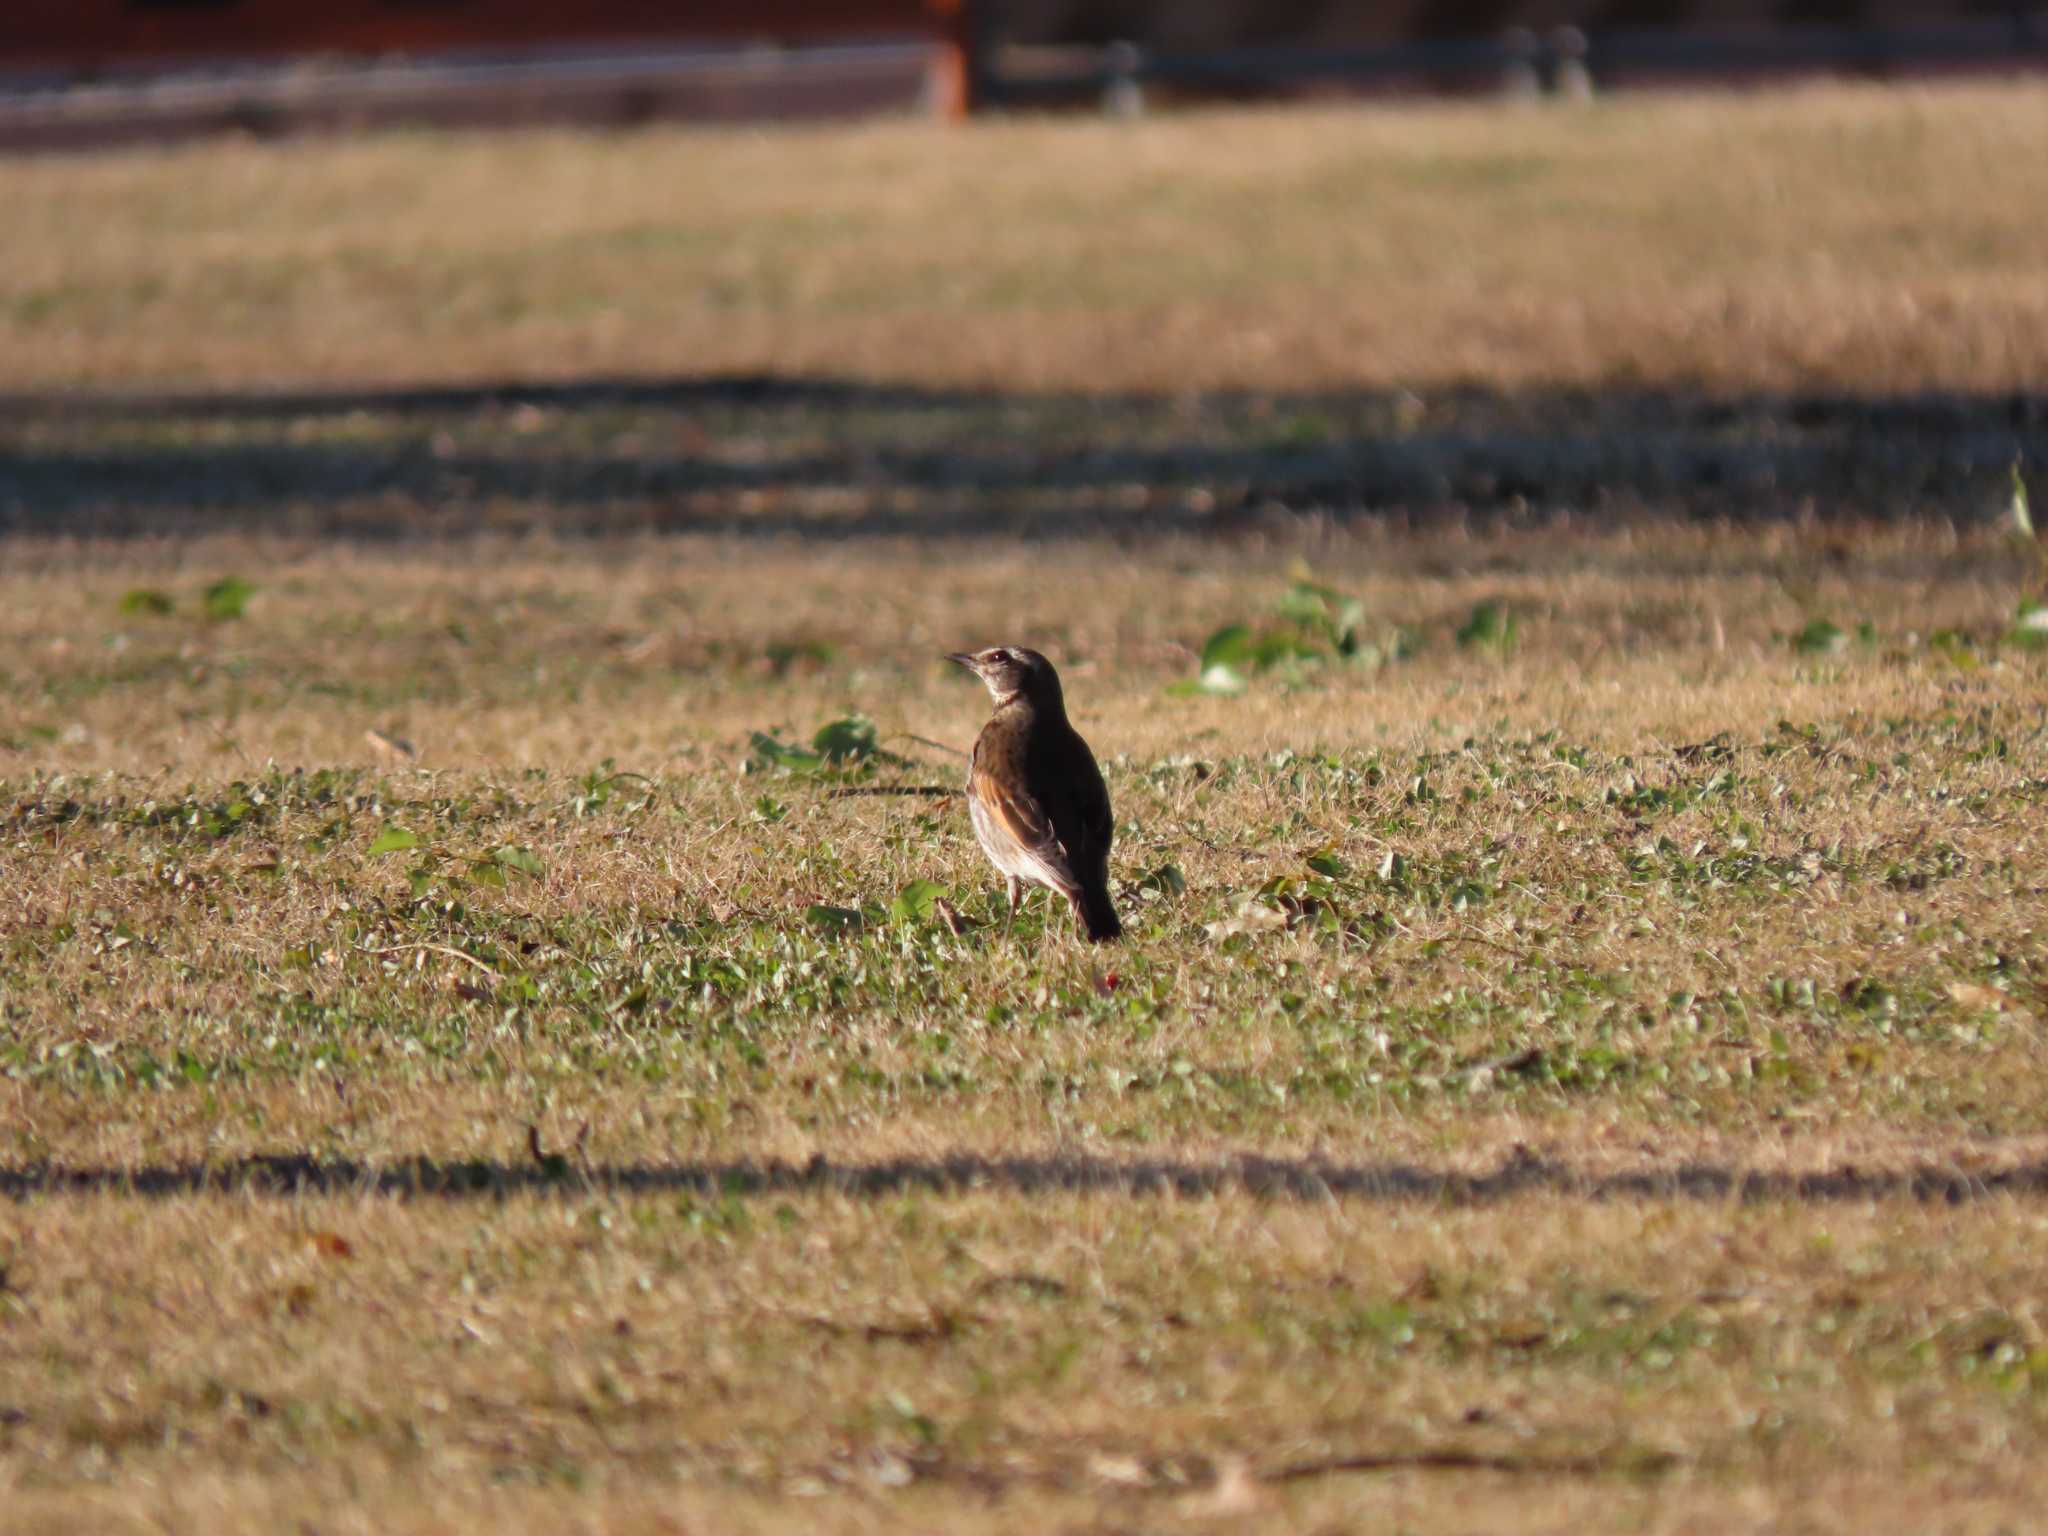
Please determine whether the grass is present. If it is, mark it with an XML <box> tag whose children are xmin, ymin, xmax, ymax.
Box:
<box><xmin>8</xmin><ymin>1194</ymin><xmax>2048</xmax><ymax>1533</ymax></box>
<box><xmin>5</xmin><ymin>522</ymin><xmax>2048</xmax><ymax>1531</ymax></box>
<box><xmin>1</xmin><ymin>82</ymin><xmax>2047</xmax><ymax>394</ymax></box>
<box><xmin>5</xmin><ymin>81</ymin><xmax>2048</xmax><ymax>1533</ymax></box>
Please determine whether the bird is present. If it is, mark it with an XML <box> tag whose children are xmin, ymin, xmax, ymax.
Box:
<box><xmin>947</xmin><ymin>645</ymin><xmax>1121</xmax><ymax>943</ymax></box>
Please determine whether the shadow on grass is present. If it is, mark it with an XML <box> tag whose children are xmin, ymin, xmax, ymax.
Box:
<box><xmin>5</xmin><ymin>1149</ymin><xmax>2045</xmax><ymax>1203</ymax></box>
<box><xmin>2</xmin><ymin>372</ymin><xmax>2042</xmax><ymax>539</ymax></box>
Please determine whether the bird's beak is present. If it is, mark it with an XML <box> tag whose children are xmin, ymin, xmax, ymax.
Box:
<box><xmin>945</xmin><ymin>651</ymin><xmax>979</xmax><ymax>672</ymax></box>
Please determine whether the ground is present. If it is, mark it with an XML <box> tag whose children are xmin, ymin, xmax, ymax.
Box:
<box><xmin>3</xmin><ymin>83</ymin><xmax>2048</xmax><ymax>1534</ymax></box>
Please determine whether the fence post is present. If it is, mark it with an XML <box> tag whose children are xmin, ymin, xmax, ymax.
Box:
<box><xmin>1500</xmin><ymin>28</ymin><xmax>1541</xmax><ymax>101</ymax></box>
<box><xmin>925</xmin><ymin>0</ymin><xmax>983</xmax><ymax>118</ymax></box>
<box><xmin>1550</xmin><ymin>26</ymin><xmax>1593</xmax><ymax>102</ymax></box>
<box><xmin>1102</xmin><ymin>39</ymin><xmax>1145</xmax><ymax>118</ymax></box>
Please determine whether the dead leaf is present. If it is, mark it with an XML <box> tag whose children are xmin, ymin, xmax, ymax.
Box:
<box><xmin>1204</xmin><ymin>900</ymin><xmax>1290</xmax><ymax>942</ymax></box>
<box><xmin>1947</xmin><ymin>981</ymin><xmax>2010</xmax><ymax>1013</ymax></box>
<box><xmin>1177</xmin><ymin>1454</ymin><xmax>1268</xmax><ymax>1518</ymax></box>
<box><xmin>867</xmin><ymin>1452</ymin><xmax>914</xmax><ymax>1488</ymax></box>
<box><xmin>306</xmin><ymin>1231</ymin><xmax>354</xmax><ymax>1259</ymax></box>
<box><xmin>1087</xmin><ymin>1452</ymin><xmax>1152</xmax><ymax>1489</ymax></box>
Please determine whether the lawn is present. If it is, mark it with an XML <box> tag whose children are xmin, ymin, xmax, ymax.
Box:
<box><xmin>4</xmin><ymin>82</ymin><xmax>2048</xmax><ymax>1534</ymax></box>
<box><xmin>3</xmin><ymin>82</ymin><xmax>2047</xmax><ymax>395</ymax></box>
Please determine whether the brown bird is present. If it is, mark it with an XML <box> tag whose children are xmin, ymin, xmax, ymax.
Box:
<box><xmin>948</xmin><ymin>645</ymin><xmax>1121</xmax><ymax>943</ymax></box>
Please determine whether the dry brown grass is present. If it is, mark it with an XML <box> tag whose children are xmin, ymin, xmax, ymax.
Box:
<box><xmin>4</xmin><ymin>82</ymin><xmax>2048</xmax><ymax>394</ymax></box>
<box><xmin>7</xmin><ymin>1190</ymin><xmax>2048</xmax><ymax>1534</ymax></box>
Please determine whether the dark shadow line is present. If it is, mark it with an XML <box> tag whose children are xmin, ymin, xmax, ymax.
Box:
<box><xmin>1267</xmin><ymin>1448</ymin><xmax>1681</xmax><ymax>1482</ymax></box>
<box><xmin>0</xmin><ymin>373</ymin><xmax>2041</xmax><ymax>429</ymax></box>
<box><xmin>0</xmin><ymin>373</ymin><xmax>1010</xmax><ymax>423</ymax></box>
<box><xmin>3</xmin><ymin>422</ymin><xmax>2037</xmax><ymax>539</ymax></box>
<box><xmin>4</xmin><ymin>371</ymin><xmax>2043</xmax><ymax>540</ymax></box>
<box><xmin>2</xmin><ymin>1151</ymin><xmax>2042</xmax><ymax>1204</ymax></box>
<box><xmin>0</xmin><ymin>431</ymin><xmax>2010</xmax><ymax>502</ymax></box>
<box><xmin>825</xmin><ymin>785</ymin><xmax>958</xmax><ymax>798</ymax></box>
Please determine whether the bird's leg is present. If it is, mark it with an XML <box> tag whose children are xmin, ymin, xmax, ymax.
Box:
<box><xmin>1005</xmin><ymin>876</ymin><xmax>1023</xmax><ymax>937</ymax></box>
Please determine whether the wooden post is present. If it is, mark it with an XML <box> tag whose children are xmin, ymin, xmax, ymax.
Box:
<box><xmin>927</xmin><ymin>0</ymin><xmax>999</xmax><ymax>117</ymax></box>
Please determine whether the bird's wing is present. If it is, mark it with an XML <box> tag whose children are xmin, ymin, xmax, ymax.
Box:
<box><xmin>969</xmin><ymin>749</ymin><xmax>1085</xmax><ymax>897</ymax></box>
<box><xmin>1040</xmin><ymin>741</ymin><xmax>1122</xmax><ymax>872</ymax></box>
<box><xmin>1066</xmin><ymin>737</ymin><xmax>1114</xmax><ymax>856</ymax></box>
<box><xmin>1029</xmin><ymin>725</ymin><xmax>1113</xmax><ymax>875</ymax></box>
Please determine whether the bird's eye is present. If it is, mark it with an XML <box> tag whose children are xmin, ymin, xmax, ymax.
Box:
<box><xmin>988</xmin><ymin>649</ymin><xmax>1009</xmax><ymax>663</ymax></box>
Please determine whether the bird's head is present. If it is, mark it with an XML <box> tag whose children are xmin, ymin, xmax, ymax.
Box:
<box><xmin>946</xmin><ymin>645</ymin><xmax>1063</xmax><ymax>707</ymax></box>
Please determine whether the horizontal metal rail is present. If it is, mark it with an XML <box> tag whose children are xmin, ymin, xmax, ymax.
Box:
<box><xmin>0</xmin><ymin>40</ymin><xmax>951</xmax><ymax>150</ymax></box>
<box><xmin>982</xmin><ymin>18</ymin><xmax>2048</xmax><ymax>106</ymax></box>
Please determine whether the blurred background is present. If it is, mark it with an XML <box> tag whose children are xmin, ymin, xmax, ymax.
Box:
<box><xmin>5</xmin><ymin>1</ymin><xmax>2046</xmax><ymax>145</ymax></box>
<box><xmin>2</xmin><ymin>1</ymin><xmax>2044</xmax><ymax>542</ymax></box>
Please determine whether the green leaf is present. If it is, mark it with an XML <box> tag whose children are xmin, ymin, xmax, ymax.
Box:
<box><xmin>1274</xmin><ymin>582</ymin><xmax>1338</xmax><ymax>627</ymax></box>
<box><xmin>765</xmin><ymin>637</ymin><xmax>838</xmax><ymax>675</ymax></box>
<box><xmin>1456</xmin><ymin>601</ymin><xmax>1518</xmax><ymax>655</ymax></box>
<box><xmin>492</xmin><ymin>844</ymin><xmax>544</xmax><ymax>877</ymax></box>
<box><xmin>1199</xmin><ymin>624</ymin><xmax>1255</xmax><ymax>672</ymax></box>
<box><xmin>202</xmin><ymin>576</ymin><xmax>256</xmax><ymax>621</ymax></box>
<box><xmin>747</xmin><ymin>715</ymin><xmax>904</xmax><ymax>776</ymax></box>
<box><xmin>744</xmin><ymin>731</ymin><xmax>822</xmax><ymax>774</ymax></box>
<box><xmin>2007</xmin><ymin>598</ymin><xmax>2048</xmax><ymax>651</ymax></box>
<box><xmin>1930</xmin><ymin>629</ymin><xmax>1979</xmax><ymax>669</ymax></box>
<box><xmin>1184</xmin><ymin>583</ymin><xmax>1403</xmax><ymax>696</ymax></box>
<box><xmin>1332</xmin><ymin>597</ymin><xmax>1368</xmax><ymax>644</ymax></box>
<box><xmin>1251</xmin><ymin>631</ymin><xmax>1321</xmax><ymax>669</ymax></box>
<box><xmin>1137</xmin><ymin>862</ymin><xmax>1187</xmax><ymax>897</ymax></box>
<box><xmin>1793</xmin><ymin>619</ymin><xmax>1847</xmax><ymax>655</ymax></box>
<box><xmin>889</xmin><ymin>879</ymin><xmax>948</xmax><ymax>924</ymax></box>
<box><xmin>118</xmin><ymin>588</ymin><xmax>174</xmax><ymax>616</ymax></box>
<box><xmin>1166</xmin><ymin>665</ymin><xmax>1248</xmax><ymax>697</ymax></box>
<box><xmin>366</xmin><ymin>827</ymin><xmax>419</xmax><ymax>856</ymax></box>
<box><xmin>811</xmin><ymin>713</ymin><xmax>886</xmax><ymax>765</ymax></box>
<box><xmin>1275</xmin><ymin>581</ymin><xmax>1371</xmax><ymax>648</ymax></box>
<box><xmin>805</xmin><ymin>904</ymin><xmax>869</xmax><ymax>935</ymax></box>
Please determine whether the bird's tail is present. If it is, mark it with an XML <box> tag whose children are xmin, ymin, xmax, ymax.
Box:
<box><xmin>1070</xmin><ymin>881</ymin><xmax>1122</xmax><ymax>943</ymax></box>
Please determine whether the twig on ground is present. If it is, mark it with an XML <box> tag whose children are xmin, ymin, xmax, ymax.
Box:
<box><xmin>358</xmin><ymin>942</ymin><xmax>501</xmax><ymax>978</ymax></box>
<box><xmin>826</xmin><ymin>785</ymin><xmax>959</xmax><ymax>799</ymax></box>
